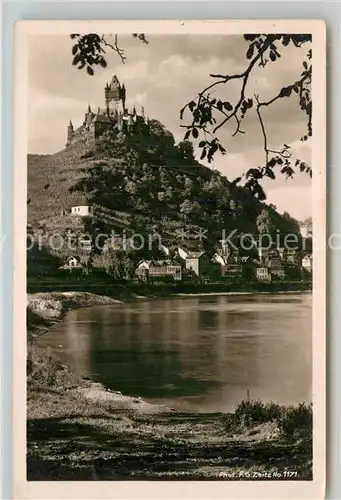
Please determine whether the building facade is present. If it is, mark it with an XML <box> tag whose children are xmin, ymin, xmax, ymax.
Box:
<box><xmin>185</xmin><ymin>251</ymin><xmax>212</xmax><ymax>277</ymax></box>
<box><xmin>268</xmin><ymin>257</ymin><xmax>285</xmax><ymax>279</ymax></box>
<box><xmin>71</xmin><ymin>205</ymin><xmax>94</xmax><ymax>217</ymax></box>
<box><xmin>136</xmin><ymin>260</ymin><xmax>182</xmax><ymax>281</ymax></box>
<box><xmin>256</xmin><ymin>266</ymin><xmax>271</xmax><ymax>281</ymax></box>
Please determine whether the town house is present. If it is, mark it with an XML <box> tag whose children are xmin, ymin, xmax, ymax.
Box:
<box><xmin>136</xmin><ymin>260</ymin><xmax>182</xmax><ymax>281</ymax></box>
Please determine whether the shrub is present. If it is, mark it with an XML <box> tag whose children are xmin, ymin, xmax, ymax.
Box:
<box><xmin>278</xmin><ymin>402</ymin><xmax>313</xmax><ymax>439</ymax></box>
<box><xmin>80</xmin><ymin>150</ymin><xmax>95</xmax><ymax>160</ymax></box>
<box><xmin>27</xmin><ymin>345</ymin><xmax>80</xmax><ymax>392</ymax></box>
<box><xmin>233</xmin><ymin>399</ymin><xmax>282</xmax><ymax>427</ymax></box>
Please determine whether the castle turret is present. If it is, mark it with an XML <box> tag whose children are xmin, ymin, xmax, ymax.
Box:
<box><xmin>66</xmin><ymin>120</ymin><xmax>74</xmax><ymax>146</ymax></box>
<box><xmin>121</xmin><ymin>83</ymin><xmax>126</xmax><ymax>111</ymax></box>
<box><xmin>127</xmin><ymin>114</ymin><xmax>134</xmax><ymax>133</ymax></box>
<box><xmin>104</xmin><ymin>75</ymin><xmax>125</xmax><ymax>113</ymax></box>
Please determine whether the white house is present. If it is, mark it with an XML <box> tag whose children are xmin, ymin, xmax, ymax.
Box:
<box><xmin>136</xmin><ymin>260</ymin><xmax>182</xmax><ymax>281</ymax></box>
<box><xmin>70</xmin><ymin>196</ymin><xmax>94</xmax><ymax>217</ymax></box>
<box><xmin>256</xmin><ymin>266</ymin><xmax>271</xmax><ymax>281</ymax></box>
<box><xmin>302</xmin><ymin>254</ymin><xmax>313</xmax><ymax>272</ymax></box>
<box><xmin>59</xmin><ymin>255</ymin><xmax>83</xmax><ymax>271</ymax></box>
<box><xmin>71</xmin><ymin>205</ymin><xmax>94</xmax><ymax>217</ymax></box>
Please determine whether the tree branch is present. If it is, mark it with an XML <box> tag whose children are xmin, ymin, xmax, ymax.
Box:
<box><xmin>255</xmin><ymin>66</ymin><xmax>312</xmax><ymax>170</ymax></box>
<box><xmin>181</xmin><ymin>35</ymin><xmax>278</xmax><ymax>136</ymax></box>
<box><xmin>100</xmin><ymin>34</ymin><xmax>126</xmax><ymax>64</ymax></box>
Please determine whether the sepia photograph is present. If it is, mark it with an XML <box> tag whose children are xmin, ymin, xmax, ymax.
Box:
<box><xmin>13</xmin><ymin>19</ymin><xmax>326</xmax><ymax>498</ymax></box>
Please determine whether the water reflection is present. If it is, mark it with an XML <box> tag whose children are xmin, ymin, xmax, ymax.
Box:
<box><xmin>38</xmin><ymin>294</ymin><xmax>312</xmax><ymax>412</ymax></box>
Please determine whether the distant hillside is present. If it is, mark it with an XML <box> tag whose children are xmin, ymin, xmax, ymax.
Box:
<box><xmin>27</xmin><ymin>119</ymin><xmax>300</xmax><ymax>256</ymax></box>
<box><xmin>27</xmin><ymin>144</ymin><xmax>95</xmax><ymax>224</ymax></box>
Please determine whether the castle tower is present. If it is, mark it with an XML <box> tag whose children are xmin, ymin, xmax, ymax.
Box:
<box><xmin>104</xmin><ymin>75</ymin><xmax>126</xmax><ymax>113</ymax></box>
<box><xmin>121</xmin><ymin>84</ymin><xmax>126</xmax><ymax>111</ymax></box>
<box><xmin>66</xmin><ymin>120</ymin><xmax>74</xmax><ymax>146</ymax></box>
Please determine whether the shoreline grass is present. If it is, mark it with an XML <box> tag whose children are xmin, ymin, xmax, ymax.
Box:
<box><xmin>26</xmin><ymin>291</ymin><xmax>313</xmax><ymax>480</ymax></box>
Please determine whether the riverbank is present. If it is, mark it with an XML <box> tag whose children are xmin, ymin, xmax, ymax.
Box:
<box><xmin>27</xmin><ymin>276</ymin><xmax>312</xmax><ymax>299</ymax></box>
<box><xmin>27</xmin><ymin>291</ymin><xmax>123</xmax><ymax>339</ymax></box>
<box><xmin>27</xmin><ymin>291</ymin><xmax>313</xmax><ymax>480</ymax></box>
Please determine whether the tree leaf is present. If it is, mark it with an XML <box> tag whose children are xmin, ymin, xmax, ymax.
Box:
<box><xmin>72</xmin><ymin>54</ymin><xmax>81</xmax><ymax>66</ymax></box>
<box><xmin>246</xmin><ymin>44</ymin><xmax>254</xmax><ymax>59</ymax></box>
<box><xmin>282</xmin><ymin>35</ymin><xmax>290</xmax><ymax>46</ymax></box>
<box><xmin>244</xmin><ymin>35</ymin><xmax>259</xmax><ymax>41</ymax></box>
<box><xmin>200</xmin><ymin>148</ymin><xmax>207</xmax><ymax>160</ymax></box>
<box><xmin>279</xmin><ymin>86</ymin><xmax>292</xmax><ymax>98</ymax></box>
<box><xmin>188</xmin><ymin>101</ymin><xmax>196</xmax><ymax>112</ymax></box>
<box><xmin>199</xmin><ymin>140</ymin><xmax>206</xmax><ymax>148</ymax></box>
<box><xmin>223</xmin><ymin>101</ymin><xmax>233</xmax><ymax>111</ymax></box>
<box><xmin>192</xmin><ymin>128</ymin><xmax>199</xmax><ymax>139</ymax></box>
<box><xmin>72</xmin><ymin>45</ymin><xmax>78</xmax><ymax>55</ymax></box>
<box><xmin>246</xmin><ymin>168</ymin><xmax>262</xmax><ymax>180</ymax></box>
<box><xmin>270</xmin><ymin>51</ymin><xmax>276</xmax><ymax>62</ymax></box>
<box><xmin>265</xmin><ymin>167</ymin><xmax>276</xmax><ymax>179</ymax></box>
<box><xmin>216</xmin><ymin>100</ymin><xmax>223</xmax><ymax>112</ymax></box>
<box><xmin>87</xmin><ymin>66</ymin><xmax>94</xmax><ymax>75</ymax></box>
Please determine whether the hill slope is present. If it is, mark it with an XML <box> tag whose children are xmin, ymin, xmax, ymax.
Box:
<box><xmin>27</xmin><ymin>120</ymin><xmax>300</xmax><ymax>255</ymax></box>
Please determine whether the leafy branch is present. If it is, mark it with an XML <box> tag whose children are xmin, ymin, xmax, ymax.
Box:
<box><xmin>241</xmin><ymin>63</ymin><xmax>312</xmax><ymax>200</ymax></box>
<box><xmin>180</xmin><ymin>34</ymin><xmax>312</xmax><ymax>199</ymax></box>
<box><xmin>70</xmin><ymin>33</ymin><xmax>148</xmax><ymax>75</ymax></box>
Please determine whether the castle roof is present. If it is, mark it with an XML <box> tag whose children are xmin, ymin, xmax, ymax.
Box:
<box><xmin>110</xmin><ymin>75</ymin><xmax>120</xmax><ymax>88</ymax></box>
<box><xmin>93</xmin><ymin>112</ymin><xmax>111</xmax><ymax>123</ymax></box>
<box><xmin>72</xmin><ymin>196</ymin><xmax>92</xmax><ymax>207</ymax></box>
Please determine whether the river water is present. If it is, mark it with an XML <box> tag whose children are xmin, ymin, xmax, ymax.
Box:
<box><xmin>37</xmin><ymin>293</ymin><xmax>312</xmax><ymax>413</ymax></box>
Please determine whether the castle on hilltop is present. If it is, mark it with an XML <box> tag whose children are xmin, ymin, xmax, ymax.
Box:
<box><xmin>66</xmin><ymin>75</ymin><xmax>148</xmax><ymax>147</ymax></box>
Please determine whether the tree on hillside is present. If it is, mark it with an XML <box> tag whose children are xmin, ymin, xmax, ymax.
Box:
<box><xmin>103</xmin><ymin>248</ymin><xmax>136</xmax><ymax>280</ymax></box>
<box><xmin>282</xmin><ymin>211</ymin><xmax>300</xmax><ymax>233</ymax></box>
<box><xmin>69</xmin><ymin>33</ymin><xmax>312</xmax><ymax>200</ymax></box>
<box><xmin>256</xmin><ymin>209</ymin><xmax>274</xmax><ymax>235</ymax></box>
<box><xmin>178</xmin><ymin>140</ymin><xmax>195</xmax><ymax>164</ymax></box>
<box><xmin>180</xmin><ymin>199</ymin><xmax>201</xmax><ymax>223</ymax></box>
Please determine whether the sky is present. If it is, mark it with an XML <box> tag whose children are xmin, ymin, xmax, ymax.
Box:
<box><xmin>28</xmin><ymin>34</ymin><xmax>312</xmax><ymax>221</ymax></box>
